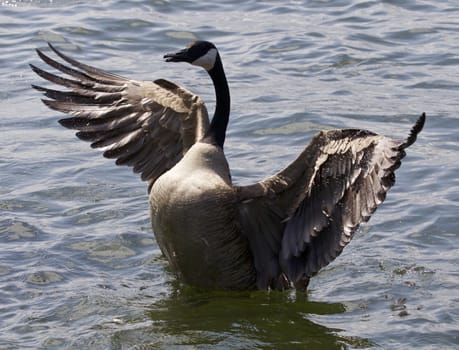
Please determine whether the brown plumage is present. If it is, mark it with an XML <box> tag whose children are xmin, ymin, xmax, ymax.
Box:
<box><xmin>31</xmin><ymin>41</ymin><xmax>425</xmax><ymax>291</ymax></box>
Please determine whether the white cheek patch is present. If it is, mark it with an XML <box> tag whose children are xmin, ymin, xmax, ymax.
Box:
<box><xmin>192</xmin><ymin>48</ymin><xmax>218</xmax><ymax>71</ymax></box>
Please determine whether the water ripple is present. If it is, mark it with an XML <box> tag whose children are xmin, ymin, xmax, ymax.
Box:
<box><xmin>1</xmin><ymin>0</ymin><xmax>458</xmax><ymax>348</ymax></box>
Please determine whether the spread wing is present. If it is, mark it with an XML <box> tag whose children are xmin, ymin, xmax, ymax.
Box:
<box><xmin>237</xmin><ymin>114</ymin><xmax>425</xmax><ymax>290</ymax></box>
<box><xmin>31</xmin><ymin>43</ymin><xmax>209</xmax><ymax>191</ymax></box>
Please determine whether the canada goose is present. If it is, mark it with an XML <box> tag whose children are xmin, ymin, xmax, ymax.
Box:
<box><xmin>31</xmin><ymin>41</ymin><xmax>425</xmax><ymax>291</ymax></box>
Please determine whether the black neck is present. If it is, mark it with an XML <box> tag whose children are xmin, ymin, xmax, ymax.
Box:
<box><xmin>203</xmin><ymin>54</ymin><xmax>230</xmax><ymax>148</ymax></box>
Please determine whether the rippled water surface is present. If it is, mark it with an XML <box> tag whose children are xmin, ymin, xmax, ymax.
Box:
<box><xmin>1</xmin><ymin>0</ymin><xmax>458</xmax><ymax>348</ymax></box>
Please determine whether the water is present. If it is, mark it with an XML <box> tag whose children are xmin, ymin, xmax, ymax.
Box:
<box><xmin>1</xmin><ymin>0</ymin><xmax>458</xmax><ymax>348</ymax></box>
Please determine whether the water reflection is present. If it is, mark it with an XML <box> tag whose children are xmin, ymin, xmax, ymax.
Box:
<box><xmin>113</xmin><ymin>284</ymin><xmax>373</xmax><ymax>349</ymax></box>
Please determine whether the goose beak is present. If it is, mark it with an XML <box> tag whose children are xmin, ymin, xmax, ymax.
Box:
<box><xmin>164</xmin><ymin>48</ymin><xmax>191</xmax><ymax>63</ymax></box>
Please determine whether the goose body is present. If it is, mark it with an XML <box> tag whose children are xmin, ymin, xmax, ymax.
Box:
<box><xmin>150</xmin><ymin>142</ymin><xmax>257</xmax><ymax>289</ymax></box>
<box><xmin>31</xmin><ymin>41</ymin><xmax>425</xmax><ymax>291</ymax></box>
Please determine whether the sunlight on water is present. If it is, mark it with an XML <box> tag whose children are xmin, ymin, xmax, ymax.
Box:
<box><xmin>1</xmin><ymin>0</ymin><xmax>458</xmax><ymax>348</ymax></box>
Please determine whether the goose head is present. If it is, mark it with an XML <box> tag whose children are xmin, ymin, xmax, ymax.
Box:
<box><xmin>164</xmin><ymin>41</ymin><xmax>218</xmax><ymax>71</ymax></box>
<box><xmin>164</xmin><ymin>40</ymin><xmax>230</xmax><ymax>149</ymax></box>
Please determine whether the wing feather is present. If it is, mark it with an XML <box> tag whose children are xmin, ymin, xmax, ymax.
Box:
<box><xmin>31</xmin><ymin>43</ymin><xmax>210</xmax><ymax>190</ymax></box>
<box><xmin>237</xmin><ymin>114</ymin><xmax>425</xmax><ymax>290</ymax></box>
